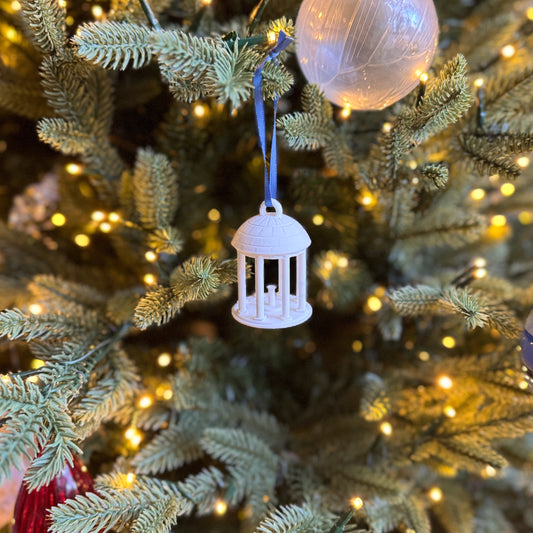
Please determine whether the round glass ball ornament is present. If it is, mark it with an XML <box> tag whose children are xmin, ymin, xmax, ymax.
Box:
<box><xmin>295</xmin><ymin>0</ymin><xmax>439</xmax><ymax>110</ymax></box>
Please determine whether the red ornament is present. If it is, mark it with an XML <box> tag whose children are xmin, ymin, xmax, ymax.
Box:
<box><xmin>13</xmin><ymin>455</ymin><xmax>94</xmax><ymax>533</ymax></box>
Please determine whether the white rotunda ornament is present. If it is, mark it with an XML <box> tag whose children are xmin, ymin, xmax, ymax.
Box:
<box><xmin>232</xmin><ymin>200</ymin><xmax>312</xmax><ymax>329</ymax></box>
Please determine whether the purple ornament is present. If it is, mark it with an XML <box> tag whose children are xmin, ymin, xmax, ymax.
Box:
<box><xmin>520</xmin><ymin>311</ymin><xmax>533</xmax><ymax>372</ymax></box>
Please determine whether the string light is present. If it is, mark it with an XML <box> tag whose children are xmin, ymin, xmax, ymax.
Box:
<box><xmin>162</xmin><ymin>388</ymin><xmax>173</xmax><ymax>400</ymax></box>
<box><xmin>126</xmin><ymin>472</ymin><xmax>136</xmax><ymax>485</ymax></box>
<box><xmin>474</xmin><ymin>77</ymin><xmax>484</xmax><ymax>88</ymax></box>
<box><xmin>500</xmin><ymin>183</ymin><xmax>515</xmax><ymax>196</ymax></box>
<box><xmin>143</xmin><ymin>273</ymin><xmax>156</xmax><ymax>285</ymax></box>
<box><xmin>99</xmin><ymin>222</ymin><xmax>112</xmax><ymax>233</ymax></box>
<box><xmin>428</xmin><ymin>487</ymin><xmax>443</xmax><ymax>502</ymax></box>
<box><xmin>473</xmin><ymin>257</ymin><xmax>486</xmax><ymax>268</ymax></box>
<box><xmin>91</xmin><ymin>4</ymin><xmax>103</xmax><ymax>17</ymax></box>
<box><xmin>214</xmin><ymin>500</ymin><xmax>227</xmax><ymax>515</ymax></box>
<box><xmin>501</xmin><ymin>44</ymin><xmax>516</xmax><ymax>58</ymax></box>
<box><xmin>519</xmin><ymin>380</ymin><xmax>529</xmax><ymax>390</ymax></box>
<box><xmin>483</xmin><ymin>465</ymin><xmax>497</xmax><ymax>478</ymax></box>
<box><xmin>352</xmin><ymin>340</ymin><xmax>363</xmax><ymax>352</ymax></box>
<box><xmin>5</xmin><ymin>27</ymin><xmax>18</xmax><ymax>42</ymax></box>
<box><xmin>208</xmin><ymin>208</ymin><xmax>221</xmax><ymax>222</ymax></box>
<box><xmin>380</xmin><ymin>421</ymin><xmax>393</xmax><ymax>436</ymax></box>
<box><xmin>419</xmin><ymin>72</ymin><xmax>429</xmax><ymax>83</ymax></box>
<box><xmin>418</xmin><ymin>351</ymin><xmax>430</xmax><ymax>361</ymax></box>
<box><xmin>1</xmin><ymin>375</ymin><xmax>10</xmax><ymax>383</ymax></box>
<box><xmin>359</xmin><ymin>190</ymin><xmax>377</xmax><ymax>208</ymax></box>
<box><xmin>74</xmin><ymin>234</ymin><xmax>90</xmax><ymax>247</ymax></box>
<box><xmin>382</xmin><ymin>122</ymin><xmax>392</xmax><ymax>133</ymax></box>
<box><xmin>138</xmin><ymin>395</ymin><xmax>153</xmax><ymax>409</ymax></box>
<box><xmin>108</xmin><ymin>212</ymin><xmax>121</xmax><ymax>222</ymax></box>
<box><xmin>51</xmin><ymin>213</ymin><xmax>66</xmax><ymax>227</ymax></box>
<box><xmin>517</xmin><ymin>156</ymin><xmax>530</xmax><ymax>168</ymax></box>
<box><xmin>470</xmin><ymin>188</ymin><xmax>485</xmax><ymax>201</ymax></box>
<box><xmin>443</xmin><ymin>405</ymin><xmax>456</xmax><ymax>418</ymax></box>
<box><xmin>474</xmin><ymin>267</ymin><xmax>487</xmax><ymax>279</ymax></box>
<box><xmin>519</xmin><ymin>211</ymin><xmax>533</xmax><ymax>225</ymax></box>
<box><xmin>350</xmin><ymin>497</ymin><xmax>364</xmax><ymax>510</ymax></box>
<box><xmin>144</xmin><ymin>251</ymin><xmax>157</xmax><ymax>262</ymax></box>
<box><xmin>490</xmin><ymin>214</ymin><xmax>507</xmax><ymax>227</ymax></box>
<box><xmin>527</xmin><ymin>6</ymin><xmax>533</xmax><ymax>20</ymax></box>
<box><xmin>30</xmin><ymin>358</ymin><xmax>45</xmax><ymax>369</ymax></box>
<box><xmin>91</xmin><ymin>210</ymin><xmax>106</xmax><ymax>222</ymax></box>
<box><xmin>57</xmin><ymin>0</ymin><xmax>67</xmax><ymax>6</ymax></box>
<box><xmin>193</xmin><ymin>103</ymin><xmax>208</xmax><ymax>118</ymax></box>
<box><xmin>65</xmin><ymin>163</ymin><xmax>82</xmax><ymax>175</ymax></box>
<box><xmin>11</xmin><ymin>0</ymin><xmax>21</xmax><ymax>10</ymax></box>
<box><xmin>407</xmin><ymin>160</ymin><xmax>418</xmax><ymax>169</ymax></box>
<box><xmin>312</xmin><ymin>214</ymin><xmax>324</xmax><ymax>226</ymax></box>
<box><xmin>157</xmin><ymin>352</ymin><xmax>172</xmax><ymax>367</ymax></box>
<box><xmin>267</xmin><ymin>31</ymin><xmax>277</xmax><ymax>44</ymax></box>
<box><xmin>437</xmin><ymin>375</ymin><xmax>453</xmax><ymax>389</ymax></box>
<box><xmin>29</xmin><ymin>303</ymin><xmax>43</xmax><ymax>315</ymax></box>
<box><xmin>367</xmin><ymin>296</ymin><xmax>382</xmax><ymax>312</ymax></box>
<box><xmin>337</xmin><ymin>256</ymin><xmax>349</xmax><ymax>268</ymax></box>
<box><xmin>340</xmin><ymin>105</ymin><xmax>351</xmax><ymax>119</ymax></box>
<box><xmin>441</xmin><ymin>336</ymin><xmax>456</xmax><ymax>349</ymax></box>
<box><xmin>125</xmin><ymin>427</ymin><xmax>142</xmax><ymax>448</ymax></box>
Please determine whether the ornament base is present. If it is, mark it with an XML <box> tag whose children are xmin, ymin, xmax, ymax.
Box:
<box><xmin>232</xmin><ymin>293</ymin><xmax>312</xmax><ymax>329</ymax></box>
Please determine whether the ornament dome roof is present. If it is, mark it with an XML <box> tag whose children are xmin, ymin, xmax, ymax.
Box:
<box><xmin>232</xmin><ymin>201</ymin><xmax>311</xmax><ymax>257</ymax></box>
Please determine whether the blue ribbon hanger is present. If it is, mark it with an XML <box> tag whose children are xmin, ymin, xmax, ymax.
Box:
<box><xmin>253</xmin><ymin>31</ymin><xmax>293</xmax><ymax>208</ymax></box>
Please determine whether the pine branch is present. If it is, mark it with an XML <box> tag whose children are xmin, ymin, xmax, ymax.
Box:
<box><xmin>72</xmin><ymin>349</ymin><xmax>140</xmax><ymax>439</ymax></box>
<box><xmin>49</xmin><ymin>490</ymin><xmax>143</xmax><ymax>533</ymax></box>
<box><xmin>50</xmin><ymin>474</ymin><xmax>190</xmax><ymax>533</ymax></box>
<box><xmin>20</xmin><ymin>0</ymin><xmax>67</xmax><ymax>54</ymax></box>
<box><xmin>460</xmin><ymin>134</ymin><xmax>521</xmax><ymax>179</ymax></box>
<box><xmin>364</xmin><ymin>496</ymin><xmax>430</xmax><ymax>533</ymax></box>
<box><xmin>399</xmin><ymin>54</ymin><xmax>473</xmax><ymax>146</ymax></box>
<box><xmin>330</xmin><ymin>465</ymin><xmax>403</xmax><ymax>502</ymax></box>
<box><xmin>146</xmin><ymin>227</ymin><xmax>183</xmax><ymax>254</ymax></box>
<box><xmin>431</xmin><ymin>482</ymin><xmax>473</xmax><ymax>533</ymax></box>
<box><xmin>132</xmin><ymin>424</ymin><xmax>204</xmax><ymax>475</ymax></box>
<box><xmin>28</xmin><ymin>275</ymin><xmax>107</xmax><ymax>310</ymax></box>
<box><xmin>255</xmin><ymin>504</ymin><xmax>319</xmax><ymax>533</ymax></box>
<box><xmin>262</xmin><ymin>59</ymin><xmax>294</xmax><ymax>100</ymax></box>
<box><xmin>0</xmin><ymin>79</ymin><xmax>51</xmax><ymax>119</ymax></box>
<box><xmin>133</xmin><ymin>285</ymin><xmax>181</xmax><ymax>329</ymax></box>
<box><xmin>37</xmin><ymin>118</ymin><xmax>95</xmax><ymax>154</ymax></box>
<box><xmin>0</xmin><ymin>376</ymin><xmax>46</xmax><ymax>481</ymax></box>
<box><xmin>395</xmin><ymin>209</ymin><xmax>487</xmax><ymax>249</ymax></box>
<box><xmin>200</xmin><ymin>428</ymin><xmax>278</xmax><ymax>471</ymax></box>
<box><xmin>301</xmin><ymin>84</ymin><xmax>333</xmax><ymax>120</ymax></box>
<box><xmin>278</xmin><ymin>112</ymin><xmax>332</xmax><ymax>150</ymax></box>
<box><xmin>131</xmin><ymin>497</ymin><xmax>188</xmax><ymax>533</ymax></box>
<box><xmin>24</xmin><ymin>401</ymin><xmax>82</xmax><ymax>490</ymax></box>
<box><xmin>178</xmin><ymin>466</ymin><xmax>225</xmax><ymax>515</ymax></box>
<box><xmin>421</xmin><ymin>163</ymin><xmax>449</xmax><ymax>189</ymax></box>
<box><xmin>150</xmin><ymin>29</ymin><xmax>222</xmax><ymax>81</ymax></box>
<box><xmin>73</xmin><ymin>20</ymin><xmax>153</xmax><ymax>70</ymax></box>
<box><xmin>0</xmin><ymin>307</ymin><xmax>100</xmax><ymax>342</ymax></box>
<box><xmin>210</xmin><ymin>43</ymin><xmax>253</xmax><ymax>109</ymax></box>
<box><xmin>132</xmin><ymin>147</ymin><xmax>179</xmax><ymax>230</ymax></box>
<box><xmin>359</xmin><ymin>373</ymin><xmax>390</xmax><ymax>422</ymax></box>
<box><xmin>133</xmin><ymin>257</ymin><xmax>238</xmax><ymax>329</ymax></box>
<box><xmin>387</xmin><ymin>286</ymin><xmax>443</xmax><ymax>316</ymax></box>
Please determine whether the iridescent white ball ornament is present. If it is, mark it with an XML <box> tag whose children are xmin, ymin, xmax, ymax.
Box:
<box><xmin>295</xmin><ymin>0</ymin><xmax>440</xmax><ymax>110</ymax></box>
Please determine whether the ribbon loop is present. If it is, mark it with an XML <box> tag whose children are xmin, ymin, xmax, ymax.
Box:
<box><xmin>253</xmin><ymin>31</ymin><xmax>293</xmax><ymax>207</ymax></box>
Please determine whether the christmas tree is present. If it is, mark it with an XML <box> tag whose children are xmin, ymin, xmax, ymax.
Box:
<box><xmin>1</xmin><ymin>0</ymin><xmax>533</xmax><ymax>531</ymax></box>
